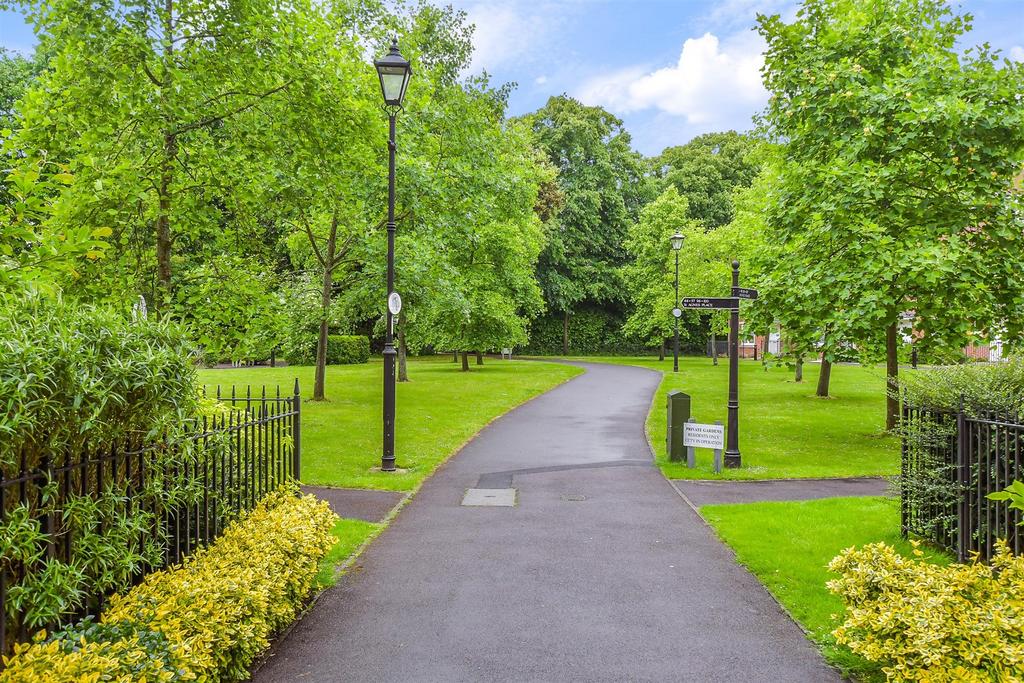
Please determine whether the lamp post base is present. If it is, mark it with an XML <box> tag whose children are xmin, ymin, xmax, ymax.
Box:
<box><xmin>724</xmin><ymin>451</ymin><xmax>741</xmax><ymax>468</ymax></box>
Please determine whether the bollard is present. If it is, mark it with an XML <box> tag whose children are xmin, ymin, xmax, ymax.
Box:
<box><xmin>666</xmin><ymin>391</ymin><xmax>691</xmax><ymax>462</ymax></box>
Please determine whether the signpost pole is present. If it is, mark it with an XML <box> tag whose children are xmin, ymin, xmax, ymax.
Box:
<box><xmin>725</xmin><ymin>260</ymin><xmax>741</xmax><ymax>468</ymax></box>
<box><xmin>673</xmin><ymin>250</ymin><xmax>680</xmax><ymax>373</ymax></box>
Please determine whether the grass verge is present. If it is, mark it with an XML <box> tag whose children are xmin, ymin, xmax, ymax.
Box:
<box><xmin>315</xmin><ymin>518</ymin><xmax>382</xmax><ymax>588</ymax></box>
<box><xmin>572</xmin><ymin>356</ymin><xmax>898</xmax><ymax>479</ymax></box>
<box><xmin>701</xmin><ymin>496</ymin><xmax>950</xmax><ymax>680</ymax></box>
<box><xmin>198</xmin><ymin>356</ymin><xmax>582</xmax><ymax>490</ymax></box>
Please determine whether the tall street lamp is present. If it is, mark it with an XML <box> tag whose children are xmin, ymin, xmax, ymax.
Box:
<box><xmin>670</xmin><ymin>232</ymin><xmax>685</xmax><ymax>373</ymax></box>
<box><xmin>374</xmin><ymin>39</ymin><xmax>412</xmax><ymax>472</ymax></box>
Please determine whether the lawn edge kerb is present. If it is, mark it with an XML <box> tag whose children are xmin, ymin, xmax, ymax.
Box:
<box><xmin>250</xmin><ymin>361</ymin><xmax>586</xmax><ymax>675</ymax></box>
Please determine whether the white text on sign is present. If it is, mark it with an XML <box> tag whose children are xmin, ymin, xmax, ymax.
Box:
<box><xmin>683</xmin><ymin>422</ymin><xmax>725</xmax><ymax>450</ymax></box>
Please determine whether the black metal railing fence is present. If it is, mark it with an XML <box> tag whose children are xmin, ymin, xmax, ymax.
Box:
<box><xmin>901</xmin><ymin>399</ymin><xmax>1024</xmax><ymax>562</ymax></box>
<box><xmin>0</xmin><ymin>381</ymin><xmax>300</xmax><ymax>657</ymax></box>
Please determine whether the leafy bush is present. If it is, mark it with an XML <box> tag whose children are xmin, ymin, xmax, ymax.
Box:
<box><xmin>524</xmin><ymin>308</ymin><xmax>648</xmax><ymax>355</ymax></box>
<box><xmin>285</xmin><ymin>334</ymin><xmax>370</xmax><ymax>365</ymax></box>
<box><xmin>901</xmin><ymin>357</ymin><xmax>1024</xmax><ymax>415</ymax></box>
<box><xmin>0</xmin><ymin>296</ymin><xmax>201</xmax><ymax>632</ymax></box>
<box><xmin>828</xmin><ymin>541</ymin><xmax>1024</xmax><ymax>681</ymax></box>
<box><xmin>1</xmin><ymin>487</ymin><xmax>338</xmax><ymax>682</ymax></box>
<box><xmin>327</xmin><ymin>334</ymin><xmax>370</xmax><ymax>364</ymax></box>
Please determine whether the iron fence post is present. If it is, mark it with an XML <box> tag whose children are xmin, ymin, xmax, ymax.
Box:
<box><xmin>292</xmin><ymin>378</ymin><xmax>301</xmax><ymax>481</ymax></box>
<box><xmin>956</xmin><ymin>395</ymin><xmax>969</xmax><ymax>563</ymax></box>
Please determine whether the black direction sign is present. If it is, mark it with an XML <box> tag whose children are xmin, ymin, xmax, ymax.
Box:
<box><xmin>732</xmin><ymin>287</ymin><xmax>759</xmax><ymax>300</ymax></box>
<box><xmin>680</xmin><ymin>297</ymin><xmax>739</xmax><ymax>310</ymax></box>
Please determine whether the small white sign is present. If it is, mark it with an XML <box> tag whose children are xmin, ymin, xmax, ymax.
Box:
<box><xmin>684</xmin><ymin>422</ymin><xmax>725</xmax><ymax>450</ymax></box>
<box><xmin>388</xmin><ymin>291</ymin><xmax>402</xmax><ymax>315</ymax></box>
<box><xmin>672</xmin><ymin>307</ymin><xmax>682</xmax><ymax>318</ymax></box>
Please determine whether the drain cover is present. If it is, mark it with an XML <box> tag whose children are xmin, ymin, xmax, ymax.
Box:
<box><xmin>561</xmin><ymin>494</ymin><xmax>587</xmax><ymax>502</ymax></box>
<box><xmin>462</xmin><ymin>488</ymin><xmax>517</xmax><ymax>507</ymax></box>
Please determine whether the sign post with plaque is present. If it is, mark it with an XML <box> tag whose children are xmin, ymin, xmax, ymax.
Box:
<box><xmin>684</xmin><ymin>418</ymin><xmax>726</xmax><ymax>472</ymax></box>
<box><xmin>678</xmin><ymin>261</ymin><xmax>757</xmax><ymax>468</ymax></box>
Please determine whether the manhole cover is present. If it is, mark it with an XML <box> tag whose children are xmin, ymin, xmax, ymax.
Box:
<box><xmin>561</xmin><ymin>494</ymin><xmax>587</xmax><ymax>502</ymax></box>
<box><xmin>462</xmin><ymin>488</ymin><xmax>517</xmax><ymax>507</ymax></box>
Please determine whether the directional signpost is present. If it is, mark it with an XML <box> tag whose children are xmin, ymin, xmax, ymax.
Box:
<box><xmin>678</xmin><ymin>261</ymin><xmax>757</xmax><ymax>468</ymax></box>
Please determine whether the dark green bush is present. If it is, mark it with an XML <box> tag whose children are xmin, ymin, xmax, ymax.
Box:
<box><xmin>0</xmin><ymin>295</ymin><xmax>201</xmax><ymax>634</ymax></box>
<box><xmin>327</xmin><ymin>335</ymin><xmax>370</xmax><ymax>365</ymax></box>
<box><xmin>523</xmin><ymin>308</ymin><xmax>648</xmax><ymax>355</ymax></box>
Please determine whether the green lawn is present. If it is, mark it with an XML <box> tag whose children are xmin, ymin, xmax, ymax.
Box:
<box><xmin>702</xmin><ymin>496</ymin><xmax>950</xmax><ymax>680</ymax></box>
<box><xmin>577</xmin><ymin>356</ymin><xmax>898</xmax><ymax>479</ymax></box>
<box><xmin>198</xmin><ymin>357</ymin><xmax>581</xmax><ymax>491</ymax></box>
<box><xmin>315</xmin><ymin>518</ymin><xmax>382</xmax><ymax>588</ymax></box>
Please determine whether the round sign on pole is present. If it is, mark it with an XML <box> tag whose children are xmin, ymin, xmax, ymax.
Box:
<box><xmin>672</xmin><ymin>307</ymin><xmax>682</xmax><ymax>318</ymax></box>
<box><xmin>388</xmin><ymin>292</ymin><xmax>403</xmax><ymax>315</ymax></box>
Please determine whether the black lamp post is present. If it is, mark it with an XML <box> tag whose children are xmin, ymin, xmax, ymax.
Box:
<box><xmin>374</xmin><ymin>39</ymin><xmax>412</xmax><ymax>472</ymax></box>
<box><xmin>670</xmin><ymin>232</ymin><xmax>685</xmax><ymax>373</ymax></box>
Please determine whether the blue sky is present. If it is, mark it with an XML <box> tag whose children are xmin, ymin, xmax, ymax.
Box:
<box><xmin>3</xmin><ymin>0</ymin><xmax>1022</xmax><ymax>155</ymax></box>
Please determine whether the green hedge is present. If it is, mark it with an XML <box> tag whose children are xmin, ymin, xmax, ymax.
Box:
<box><xmin>327</xmin><ymin>335</ymin><xmax>369</xmax><ymax>364</ymax></box>
<box><xmin>522</xmin><ymin>308</ymin><xmax>648</xmax><ymax>356</ymax></box>
<box><xmin>284</xmin><ymin>334</ymin><xmax>370</xmax><ymax>365</ymax></box>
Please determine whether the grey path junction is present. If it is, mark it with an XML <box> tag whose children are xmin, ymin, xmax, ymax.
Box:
<box><xmin>256</xmin><ymin>361</ymin><xmax>839</xmax><ymax>682</ymax></box>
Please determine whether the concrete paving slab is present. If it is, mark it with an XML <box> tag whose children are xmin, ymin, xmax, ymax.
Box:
<box><xmin>673</xmin><ymin>477</ymin><xmax>892</xmax><ymax>507</ymax></box>
<box><xmin>300</xmin><ymin>485</ymin><xmax>405</xmax><ymax>523</ymax></box>
<box><xmin>261</xmin><ymin>362</ymin><xmax>840</xmax><ymax>682</ymax></box>
<box><xmin>462</xmin><ymin>488</ymin><xmax>517</xmax><ymax>506</ymax></box>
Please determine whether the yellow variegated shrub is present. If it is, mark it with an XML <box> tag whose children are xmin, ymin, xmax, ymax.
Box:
<box><xmin>828</xmin><ymin>541</ymin><xmax>1024</xmax><ymax>682</ymax></box>
<box><xmin>1</xmin><ymin>486</ymin><xmax>337</xmax><ymax>682</ymax></box>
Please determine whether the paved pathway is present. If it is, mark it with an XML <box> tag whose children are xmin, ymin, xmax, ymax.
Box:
<box><xmin>673</xmin><ymin>477</ymin><xmax>891</xmax><ymax>507</ymax></box>
<box><xmin>257</xmin><ymin>362</ymin><xmax>839</xmax><ymax>682</ymax></box>
<box><xmin>301</xmin><ymin>485</ymin><xmax>406</xmax><ymax>523</ymax></box>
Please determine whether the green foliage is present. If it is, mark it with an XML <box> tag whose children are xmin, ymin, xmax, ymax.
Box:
<box><xmin>756</xmin><ymin>0</ymin><xmax>1024</xmax><ymax>360</ymax></box>
<box><xmin>327</xmin><ymin>335</ymin><xmax>370</xmax><ymax>365</ymax></box>
<box><xmin>0</xmin><ymin>158</ymin><xmax>110</xmax><ymax>295</ymax></box>
<box><xmin>989</xmin><ymin>480</ymin><xmax>1024</xmax><ymax>518</ymax></box>
<box><xmin>621</xmin><ymin>187</ymin><xmax>696</xmax><ymax>347</ymax></box>
<box><xmin>0</xmin><ymin>487</ymin><xmax>338</xmax><ymax>683</ymax></box>
<box><xmin>829</xmin><ymin>540</ymin><xmax>1024</xmax><ymax>681</ymax></box>
<box><xmin>0</xmin><ymin>46</ymin><xmax>45</xmax><ymax>129</ymax></box>
<box><xmin>523</xmin><ymin>309</ymin><xmax>641</xmax><ymax>355</ymax></box>
<box><xmin>524</xmin><ymin>95</ymin><xmax>648</xmax><ymax>318</ymax></box>
<box><xmin>900</xmin><ymin>357</ymin><xmax>1024</xmax><ymax>414</ymax></box>
<box><xmin>0</xmin><ymin>296</ymin><xmax>201</xmax><ymax>633</ymax></box>
<box><xmin>650</xmin><ymin>131</ymin><xmax>760</xmax><ymax>228</ymax></box>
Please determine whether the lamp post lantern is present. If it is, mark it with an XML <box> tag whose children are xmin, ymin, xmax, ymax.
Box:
<box><xmin>374</xmin><ymin>39</ymin><xmax>412</xmax><ymax>472</ymax></box>
<box><xmin>670</xmin><ymin>232</ymin><xmax>685</xmax><ymax>373</ymax></box>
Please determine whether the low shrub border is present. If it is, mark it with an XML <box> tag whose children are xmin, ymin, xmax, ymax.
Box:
<box><xmin>326</xmin><ymin>335</ymin><xmax>370</xmax><ymax>365</ymax></box>
<box><xmin>829</xmin><ymin>540</ymin><xmax>1024</xmax><ymax>681</ymax></box>
<box><xmin>0</xmin><ymin>485</ymin><xmax>338</xmax><ymax>682</ymax></box>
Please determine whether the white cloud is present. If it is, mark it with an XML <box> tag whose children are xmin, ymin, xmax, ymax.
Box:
<box><xmin>576</xmin><ymin>32</ymin><xmax>768</xmax><ymax>126</ymax></box>
<box><xmin>462</xmin><ymin>2</ymin><xmax>573</xmax><ymax>74</ymax></box>
<box><xmin>1010</xmin><ymin>45</ymin><xmax>1024</xmax><ymax>62</ymax></box>
<box><xmin>534</xmin><ymin>75</ymin><xmax>548</xmax><ymax>85</ymax></box>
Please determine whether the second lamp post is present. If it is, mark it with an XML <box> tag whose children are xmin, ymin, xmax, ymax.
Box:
<box><xmin>374</xmin><ymin>39</ymin><xmax>412</xmax><ymax>472</ymax></box>
<box><xmin>670</xmin><ymin>232</ymin><xmax>685</xmax><ymax>372</ymax></box>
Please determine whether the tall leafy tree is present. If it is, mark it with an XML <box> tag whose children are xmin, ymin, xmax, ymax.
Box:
<box><xmin>523</xmin><ymin>96</ymin><xmax>646</xmax><ymax>353</ymax></box>
<box><xmin>650</xmin><ymin>131</ymin><xmax>760</xmax><ymax>229</ymax></box>
<box><xmin>10</xmin><ymin>0</ymin><xmax>309</xmax><ymax>308</ymax></box>
<box><xmin>757</xmin><ymin>0</ymin><xmax>1024</xmax><ymax>428</ymax></box>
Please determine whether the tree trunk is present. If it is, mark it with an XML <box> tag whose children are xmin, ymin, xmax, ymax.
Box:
<box><xmin>794</xmin><ymin>356</ymin><xmax>804</xmax><ymax>383</ymax></box>
<box><xmin>711</xmin><ymin>331</ymin><xmax>719</xmax><ymax>365</ymax></box>
<box><xmin>476</xmin><ymin>350</ymin><xmax>483</xmax><ymax>365</ymax></box>
<box><xmin>762</xmin><ymin>331</ymin><xmax>771</xmax><ymax>368</ymax></box>
<box><xmin>397</xmin><ymin>310</ymin><xmax>409</xmax><ymax>382</ymax></box>
<box><xmin>562</xmin><ymin>310</ymin><xmax>570</xmax><ymax>355</ymax></box>
<box><xmin>461</xmin><ymin>350</ymin><xmax>470</xmax><ymax>371</ymax></box>
<box><xmin>658</xmin><ymin>339</ymin><xmax>665</xmax><ymax>361</ymax></box>
<box><xmin>886</xmin><ymin>322</ymin><xmax>899</xmax><ymax>431</ymax></box>
<box><xmin>816</xmin><ymin>356</ymin><xmax>832</xmax><ymax>397</ymax></box>
<box><xmin>312</xmin><ymin>217</ymin><xmax>338</xmax><ymax>401</ymax></box>
<box><xmin>452</xmin><ymin>350</ymin><xmax>458</xmax><ymax>363</ymax></box>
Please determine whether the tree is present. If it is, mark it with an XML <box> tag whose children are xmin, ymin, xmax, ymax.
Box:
<box><xmin>757</xmin><ymin>0</ymin><xmax>1024</xmax><ymax>428</ymax></box>
<box><xmin>650</xmin><ymin>131</ymin><xmax>760</xmax><ymax>229</ymax></box>
<box><xmin>523</xmin><ymin>96</ymin><xmax>647</xmax><ymax>354</ymax></box>
<box><xmin>10</xmin><ymin>0</ymin><xmax>308</xmax><ymax>309</ymax></box>
<box><xmin>0</xmin><ymin>46</ymin><xmax>46</xmax><ymax>130</ymax></box>
<box><xmin>621</xmin><ymin>187</ymin><xmax>696</xmax><ymax>350</ymax></box>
